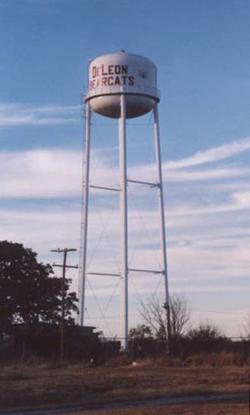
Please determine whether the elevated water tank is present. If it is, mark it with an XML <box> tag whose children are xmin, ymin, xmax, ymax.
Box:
<box><xmin>86</xmin><ymin>51</ymin><xmax>159</xmax><ymax>118</ymax></box>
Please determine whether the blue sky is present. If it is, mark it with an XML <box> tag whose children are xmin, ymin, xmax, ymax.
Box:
<box><xmin>0</xmin><ymin>0</ymin><xmax>249</xmax><ymax>337</ymax></box>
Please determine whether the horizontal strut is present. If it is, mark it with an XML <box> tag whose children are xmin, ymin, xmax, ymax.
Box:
<box><xmin>87</xmin><ymin>271</ymin><xmax>120</xmax><ymax>277</ymax></box>
<box><xmin>129</xmin><ymin>268</ymin><xmax>164</xmax><ymax>274</ymax></box>
<box><xmin>89</xmin><ymin>182</ymin><xmax>159</xmax><ymax>192</ymax></box>
<box><xmin>87</xmin><ymin>269</ymin><xmax>164</xmax><ymax>276</ymax></box>
<box><xmin>90</xmin><ymin>184</ymin><xmax>120</xmax><ymax>192</ymax></box>
<box><xmin>127</xmin><ymin>179</ymin><xmax>159</xmax><ymax>187</ymax></box>
<box><xmin>53</xmin><ymin>263</ymin><xmax>78</xmax><ymax>269</ymax></box>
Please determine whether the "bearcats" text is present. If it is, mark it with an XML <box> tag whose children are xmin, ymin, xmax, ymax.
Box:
<box><xmin>90</xmin><ymin>64</ymin><xmax>135</xmax><ymax>90</ymax></box>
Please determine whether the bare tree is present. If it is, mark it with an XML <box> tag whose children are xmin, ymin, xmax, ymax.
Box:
<box><xmin>140</xmin><ymin>294</ymin><xmax>190</xmax><ymax>341</ymax></box>
<box><xmin>242</xmin><ymin>313</ymin><xmax>250</xmax><ymax>339</ymax></box>
<box><xmin>140</xmin><ymin>295</ymin><xmax>167</xmax><ymax>340</ymax></box>
<box><xmin>170</xmin><ymin>295</ymin><xmax>191</xmax><ymax>336</ymax></box>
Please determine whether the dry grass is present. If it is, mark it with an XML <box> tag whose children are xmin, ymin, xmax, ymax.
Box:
<box><xmin>0</xmin><ymin>359</ymin><xmax>248</xmax><ymax>411</ymax></box>
<box><xmin>71</xmin><ymin>403</ymin><xmax>249</xmax><ymax>415</ymax></box>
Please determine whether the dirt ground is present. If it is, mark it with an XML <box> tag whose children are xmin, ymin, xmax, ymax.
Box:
<box><xmin>0</xmin><ymin>360</ymin><xmax>248</xmax><ymax>413</ymax></box>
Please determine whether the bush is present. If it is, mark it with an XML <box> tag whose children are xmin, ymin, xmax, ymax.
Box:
<box><xmin>184</xmin><ymin>352</ymin><xmax>243</xmax><ymax>366</ymax></box>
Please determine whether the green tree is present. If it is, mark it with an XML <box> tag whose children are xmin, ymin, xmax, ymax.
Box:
<box><xmin>0</xmin><ymin>240</ymin><xmax>78</xmax><ymax>333</ymax></box>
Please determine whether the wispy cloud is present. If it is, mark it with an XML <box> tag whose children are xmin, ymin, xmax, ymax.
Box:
<box><xmin>164</xmin><ymin>166</ymin><xmax>249</xmax><ymax>182</ymax></box>
<box><xmin>165</xmin><ymin>137</ymin><xmax>250</xmax><ymax>169</ymax></box>
<box><xmin>1</xmin><ymin>136</ymin><xmax>250</xmax><ymax>199</ymax></box>
<box><xmin>233</xmin><ymin>191</ymin><xmax>250</xmax><ymax>208</ymax></box>
<box><xmin>0</xmin><ymin>103</ymin><xmax>81</xmax><ymax>127</ymax></box>
<box><xmin>0</xmin><ymin>150</ymin><xmax>81</xmax><ymax>197</ymax></box>
<box><xmin>127</xmin><ymin>137</ymin><xmax>250</xmax><ymax>182</ymax></box>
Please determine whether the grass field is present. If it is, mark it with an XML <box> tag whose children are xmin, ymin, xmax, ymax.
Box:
<box><xmin>0</xmin><ymin>359</ymin><xmax>248</xmax><ymax>413</ymax></box>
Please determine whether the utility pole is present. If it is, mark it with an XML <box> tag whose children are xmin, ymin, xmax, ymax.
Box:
<box><xmin>163</xmin><ymin>301</ymin><xmax>172</xmax><ymax>356</ymax></box>
<box><xmin>51</xmin><ymin>248</ymin><xmax>78</xmax><ymax>362</ymax></box>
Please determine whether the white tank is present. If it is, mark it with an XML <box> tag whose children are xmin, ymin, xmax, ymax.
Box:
<box><xmin>86</xmin><ymin>51</ymin><xmax>159</xmax><ymax>118</ymax></box>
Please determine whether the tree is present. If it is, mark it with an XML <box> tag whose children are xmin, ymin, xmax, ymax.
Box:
<box><xmin>186</xmin><ymin>322</ymin><xmax>223</xmax><ymax>340</ymax></box>
<box><xmin>128</xmin><ymin>324</ymin><xmax>156</xmax><ymax>358</ymax></box>
<box><xmin>241</xmin><ymin>313</ymin><xmax>250</xmax><ymax>339</ymax></box>
<box><xmin>129</xmin><ymin>324</ymin><xmax>153</xmax><ymax>340</ymax></box>
<box><xmin>140</xmin><ymin>294</ymin><xmax>190</xmax><ymax>341</ymax></box>
<box><xmin>0</xmin><ymin>241</ymin><xmax>78</xmax><ymax>333</ymax></box>
<box><xmin>185</xmin><ymin>322</ymin><xmax>229</xmax><ymax>354</ymax></box>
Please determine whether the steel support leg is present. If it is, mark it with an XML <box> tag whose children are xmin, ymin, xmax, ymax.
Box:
<box><xmin>119</xmin><ymin>95</ymin><xmax>128</xmax><ymax>350</ymax></box>
<box><xmin>79</xmin><ymin>102</ymin><xmax>91</xmax><ymax>326</ymax></box>
<box><xmin>153</xmin><ymin>105</ymin><xmax>171</xmax><ymax>352</ymax></box>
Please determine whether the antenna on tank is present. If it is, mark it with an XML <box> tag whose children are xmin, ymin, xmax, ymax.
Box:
<box><xmin>79</xmin><ymin>51</ymin><xmax>170</xmax><ymax>351</ymax></box>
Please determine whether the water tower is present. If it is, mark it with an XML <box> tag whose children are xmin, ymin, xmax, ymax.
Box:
<box><xmin>79</xmin><ymin>51</ymin><xmax>170</xmax><ymax>350</ymax></box>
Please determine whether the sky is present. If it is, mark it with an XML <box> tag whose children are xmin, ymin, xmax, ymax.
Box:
<box><xmin>0</xmin><ymin>0</ymin><xmax>249</xmax><ymax>338</ymax></box>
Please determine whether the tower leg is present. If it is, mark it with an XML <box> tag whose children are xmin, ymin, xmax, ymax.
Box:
<box><xmin>79</xmin><ymin>102</ymin><xmax>91</xmax><ymax>326</ymax></box>
<box><xmin>119</xmin><ymin>94</ymin><xmax>129</xmax><ymax>350</ymax></box>
<box><xmin>153</xmin><ymin>105</ymin><xmax>171</xmax><ymax>353</ymax></box>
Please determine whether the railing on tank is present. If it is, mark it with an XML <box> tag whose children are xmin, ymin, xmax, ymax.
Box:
<box><xmin>86</xmin><ymin>84</ymin><xmax>160</xmax><ymax>100</ymax></box>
